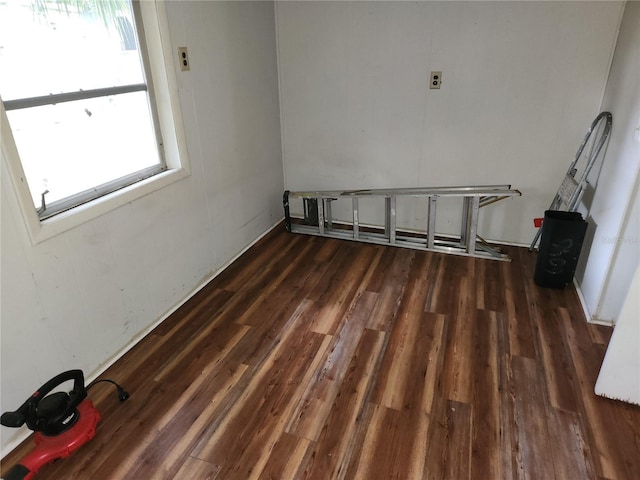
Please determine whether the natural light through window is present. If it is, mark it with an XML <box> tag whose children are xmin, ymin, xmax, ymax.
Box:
<box><xmin>0</xmin><ymin>0</ymin><xmax>164</xmax><ymax>219</ymax></box>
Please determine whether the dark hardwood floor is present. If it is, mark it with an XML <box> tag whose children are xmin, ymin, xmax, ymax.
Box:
<box><xmin>3</xmin><ymin>225</ymin><xmax>639</xmax><ymax>479</ymax></box>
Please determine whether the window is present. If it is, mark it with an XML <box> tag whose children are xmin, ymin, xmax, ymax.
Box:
<box><xmin>0</xmin><ymin>0</ymin><xmax>188</xmax><ymax>236</ymax></box>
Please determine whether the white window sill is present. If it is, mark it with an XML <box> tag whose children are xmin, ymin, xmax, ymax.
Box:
<box><xmin>30</xmin><ymin>166</ymin><xmax>190</xmax><ymax>244</ymax></box>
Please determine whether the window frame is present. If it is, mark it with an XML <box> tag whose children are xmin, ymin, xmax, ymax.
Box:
<box><xmin>0</xmin><ymin>0</ymin><xmax>190</xmax><ymax>244</ymax></box>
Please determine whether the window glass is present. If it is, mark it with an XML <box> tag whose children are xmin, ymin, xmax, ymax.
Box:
<box><xmin>7</xmin><ymin>92</ymin><xmax>158</xmax><ymax>205</ymax></box>
<box><xmin>0</xmin><ymin>0</ymin><xmax>163</xmax><ymax>218</ymax></box>
<box><xmin>0</xmin><ymin>0</ymin><xmax>144</xmax><ymax>100</ymax></box>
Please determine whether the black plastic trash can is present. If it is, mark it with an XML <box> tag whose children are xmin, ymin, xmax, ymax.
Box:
<box><xmin>534</xmin><ymin>210</ymin><xmax>588</xmax><ymax>289</ymax></box>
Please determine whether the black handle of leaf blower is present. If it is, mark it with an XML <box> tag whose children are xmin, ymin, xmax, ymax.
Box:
<box><xmin>0</xmin><ymin>370</ymin><xmax>86</xmax><ymax>431</ymax></box>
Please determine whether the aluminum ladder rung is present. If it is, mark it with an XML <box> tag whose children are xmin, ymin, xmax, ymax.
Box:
<box><xmin>283</xmin><ymin>185</ymin><xmax>521</xmax><ymax>261</ymax></box>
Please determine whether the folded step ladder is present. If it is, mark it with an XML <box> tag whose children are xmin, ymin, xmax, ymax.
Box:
<box><xmin>529</xmin><ymin>111</ymin><xmax>612</xmax><ymax>250</ymax></box>
<box><xmin>283</xmin><ymin>185</ymin><xmax>521</xmax><ymax>261</ymax></box>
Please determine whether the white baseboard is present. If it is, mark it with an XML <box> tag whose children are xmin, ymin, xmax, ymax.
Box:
<box><xmin>573</xmin><ymin>277</ymin><xmax>614</xmax><ymax>326</ymax></box>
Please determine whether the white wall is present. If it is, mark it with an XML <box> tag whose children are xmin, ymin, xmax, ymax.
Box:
<box><xmin>276</xmin><ymin>1</ymin><xmax>623</xmax><ymax>243</ymax></box>
<box><xmin>595</xmin><ymin>264</ymin><xmax>640</xmax><ymax>404</ymax></box>
<box><xmin>0</xmin><ymin>1</ymin><xmax>283</xmax><ymax>454</ymax></box>
<box><xmin>575</xmin><ymin>0</ymin><xmax>640</xmax><ymax>324</ymax></box>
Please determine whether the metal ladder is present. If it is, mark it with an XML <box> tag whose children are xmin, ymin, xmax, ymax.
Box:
<box><xmin>529</xmin><ymin>111</ymin><xmax>612</xmax><ymax>251</ymax></box>
<box><xmin>283</xmin><ymin>185</ymin><xmax>521</xmax><ymax>261</ymax></box>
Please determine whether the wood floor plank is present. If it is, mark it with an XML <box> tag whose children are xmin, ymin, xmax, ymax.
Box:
<box><xmin>503</xmin><ymin>247</ymin><xmax>536</xmax><ymax>358</ymax></box>
<box><xmin>151</xmin><ymin>286</ymin><xmax>234</xmax><ymax>337</ymax></box>
<box><xmin>313</xmin><ymin>237</ymin><xmax>342</xmax><ymax>262</ymax></box>
<box><xmin>521</xmin><ymin>258</ymin><xmax>580</xmax><ymax>412</ymax></box>
<box><xmin>418</xmin><ymin>312</ymin><xmax>447</xmax><ymax>416</ymax></box>
<box><xmin>234</xmin><ymin>238</ymin><xmax>322</xmax><ymax>327</ymax></box>
<box><xmin>228</xmin><ymin>270</ymin><xmax>325</xmax><ymax>367</ymax></box>
<box><xmin>547</xmin><ymin>407</ymin><xmax>596</xmax><ymax>480</ymax></box>
<box><xmin>285</xmin><ymin>291</ymin><xmax>378</xmax><ymax>440</ymax></box>
<box><xmin>172</xmin><ymin>457</ymin><xmax>220</xmax><ymax>480</ymax></box>
<box><xmin>305</xmin><ymin>243</ymin><xmax>363</xmax><ymax>304</ymax></box>
<box><xmin>425</xmin><ymin>254</ymin><xmax>466</xmax><ymax>315</ymax></box>
<box><xmin>257</xmin><ymin>433</ymin><xmax>313</xmax><ymax>480</ymax></box>
<box><xmin>470</xmin><ymin>309</ymin><xmax>503</xmax><ymax>479</ymax></box>
<box><xmin>3</xmin><ymin>227</ymin><xmax>639</xmax><ymax>480</ymax></box>
<box><xmin>208</xmin><ymin>233</ymin><xmax>318</xmax><ymax>330</ymax></box>
<box><xmin>349</xmin><ymin>404</ymin><xmax>431</xmax><ymax>480</ymax></box>
<box><xmin>217</xmin><ymin>227</ymin><xmax>302</xmax><ymax>292</ymax></box>
<box><xmin>475</xmin><ymin>258</ymin><xmax>486</xmax><ymax>310</ymax></box>
<box><xmin>367</xmin><ymin>249</ymin><xmax>415</xmax><ymax>331</ymax></box>
<box><xmin>370</xmin><ymin>253</ymin><xmax>432</xmax><ymax>410</ymax></box>
<box><xmin>225</xmin><ymin>246</ymin><xmax>336</xmax><ymax>367</ymax></box>
<box><xmin>364</xmin><ymin>246</ymin><xmax>401</xmax><ymax>293</ymax></box>
<box><xmin>496</xmin><ymin>309</ymin><xmax>517</xmax><ymax>480</ymax></box>
<box><xmin>423</xmin><ymin>399</ymin><xmax>472</xmax><ymax>480</ymax></box>
<box><xmin>111</xmin><ymin>326</ymin><xmax>249</xmax><ymax>478</ymax></box>
<box><xmin>347</xmin><ymin>312</ymin><xmax>445</xmax><ymax>479</ymax></box>
<box><xmin>510</xmin><ymin>355</ymin><xmax>557</xmax><ymax>480</ymax></box>
<box><xmin>371</xmin><ymin>307</ymin><xmax>443</xmax><ymax>412</ymax></box>
<box><xmin>535</xmin><ymin>301</ymin><xmax>580</xmax><ymax>412</ymax></box>
<box><xmin>301</xmin><ymin>328</ymin><xmax>386</xmax><ymax>480</ymax></box>
<box><xmin>118</xmin><ymin>360</ymin><xmax>248</xmax><ymax>480</ymax></box>
<box><xmin>192</xmin><ymin>301</ymin><xmax>330</xmax><ymax>478</ymax></box>
<box><xmin>153</xmin><ymin>318</ymin><xmax>248</xmax><ymax>384</ymax></box>
<box><xmin>587</xmin><ymin>322</ymin><xmax>613</xmax><ymax>346</ymax></box>
<box><xmin>308</xmin><ymin>245</ymin><xmax>379</xmax><ymax>335</ymax></box>
<box><xmin>439</xmin><ymin>275</ymin><xmax>476</xmax><ymax>404</ymax></box>
<box><xmin>423</xmin><ymin>254</ymin><xmax>443</xmax><ymax>312</ymax></box>
<box><xmin>480</xmin><ymin>258</ymin><xmax>506</xmax><ymax>312</ymax></box>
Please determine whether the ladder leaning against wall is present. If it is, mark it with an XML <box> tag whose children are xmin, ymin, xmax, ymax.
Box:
<box><xmin>528</xmin><ymin>111</ymin><xmax>612</xmax><ymax>251</ymax></box>
<box><xmin>283</xmin><ymin>185</ymin><xmax>521</xmax><ymax>261</ymax></box>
